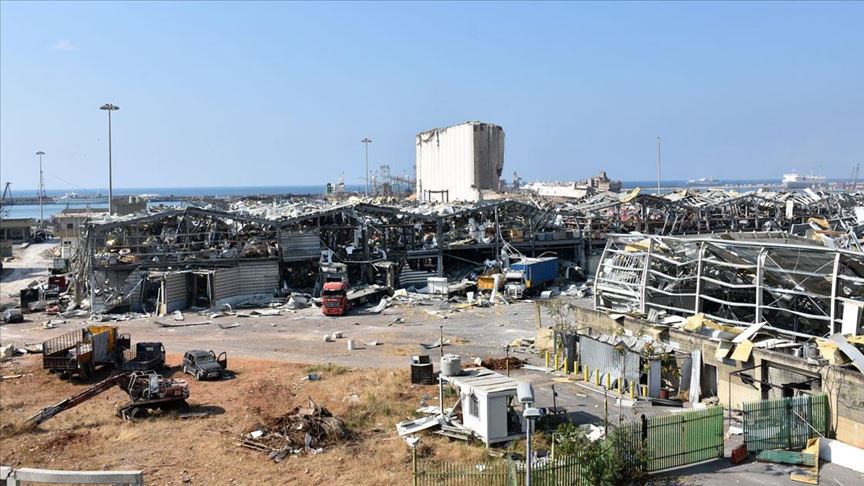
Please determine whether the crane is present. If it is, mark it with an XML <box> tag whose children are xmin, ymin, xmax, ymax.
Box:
<box><xmin>1</xmin><ymin>182</ymin><xmax>10</xmax><ymax>201</ymax></box>
<box><xmin>850</xmin><ymin>163</ymin><xmax>861</xmax><ymax>190</ymax></box>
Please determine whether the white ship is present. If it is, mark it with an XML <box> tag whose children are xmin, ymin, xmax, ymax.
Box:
<box><xmin>687</xmin><ymin>177</ymin><xmax>720</xmax><ymax>187</ymax></box>
<box><xmin>782</xmin><ymin>172</ymin><xmax>827</xmax><ymax>189</ymax></box>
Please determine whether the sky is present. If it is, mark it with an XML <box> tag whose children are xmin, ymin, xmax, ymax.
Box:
<box><xmin>1</xmin><ymin>1</ymin><xmax>862</xmax><ymax>191</ymax></box>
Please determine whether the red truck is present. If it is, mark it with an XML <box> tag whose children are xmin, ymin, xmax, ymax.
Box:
<box><xmin>321</xmin><ymin>281</ymin><xmax>349</xmax><ymax>316</ymax></box>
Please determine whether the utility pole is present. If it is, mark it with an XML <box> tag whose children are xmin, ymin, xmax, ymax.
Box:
<box><xmin>361</xmin><ymin>137</ymin><xmax>372</xmax><ymax>197</ymax></box>
<box><xmin>36</xmin><ymin>151</ymin><xmax>45</xmax><ymax>227</ymax></box>
<box><xmin>100</xmin><ymin>103</ymin><xmax>119</xmax><ymax>214</ymax></box>
<box><xmin>656</xmin><ymin>136</ymin><xmax>662</xmax><ymax>196</ymax></box>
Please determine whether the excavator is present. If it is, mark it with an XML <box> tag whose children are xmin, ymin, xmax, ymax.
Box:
<box><xmin>27</xmin><ymin>370</ymin><xmax>190</xmax><ymax>425</ymax></box>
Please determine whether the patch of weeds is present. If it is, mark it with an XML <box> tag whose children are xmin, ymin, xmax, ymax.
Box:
<box><xmin>303</xmin><ymin>363</ymin><xmax>350</xmax><ymax>376</ymax></box>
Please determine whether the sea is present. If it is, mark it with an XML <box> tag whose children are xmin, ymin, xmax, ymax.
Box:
<box><xmin>0</xmin><ymin>178</ymin><xmax>813</xmax><ymax>221</ymax></box>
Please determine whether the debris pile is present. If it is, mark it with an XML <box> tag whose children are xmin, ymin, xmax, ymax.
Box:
<box><xmin>241</xmin><ymin>399</ymin><xmax>347</xmax><ymax>461</ymax></box>
<box><xmin>480</xmin><ymin>356</ymin><xmax>524</xmax><ymax>370</ymax></box>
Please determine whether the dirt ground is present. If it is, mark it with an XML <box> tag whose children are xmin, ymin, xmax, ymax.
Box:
<box><xmin>0</xmin><ymin>354</ymin><xmax>493</xmax><ymax>485</ymax></box>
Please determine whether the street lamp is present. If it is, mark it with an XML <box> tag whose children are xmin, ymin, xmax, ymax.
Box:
<box><xmin>523</xmin><ymin>407</ymin><xmax>541</xmax><ymax>485</ymax></box>
<box><xmin>656</xmin><ymin>136</ymin><xmax>662</xmax><ymax>196</ymax></box>
<box><xmin>361</xmin><ymin>137</ymin><xmax>372</xmax><ymax>197</ymax></box>
<box><xmin>517</xmin><ymin>383</ymin><xmax>537</xmax><ymax>486</ymax></box>
<box><xmin>100</xmin><ymin>103</ymin><xmax>119</xmax><ymax>214</ymax></box>
<box><xmin>36</xmin><ymin>151</ymin><xmax>45</xmax><ymax>227</ymax></box>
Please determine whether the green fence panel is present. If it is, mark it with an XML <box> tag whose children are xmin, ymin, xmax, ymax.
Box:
<box><xmin>416</xmin><ymin>460</ymin><xmax>510</xmax><ymax>486</ymax></box>
<box><xmin>742</xmin><ymin>393</ymin><xmax>829</xmax><ymax>453</ymax></box>
<box><xmin>642</xmin><ymin>406</ymin><xmax>725</xmax><ymax>471</ymax></box>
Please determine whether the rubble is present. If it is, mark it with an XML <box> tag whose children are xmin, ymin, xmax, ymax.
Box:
<box><xmin>240</xmin><ymin>399</ymin><xmax>348</xmax><ymax>461</ymax></box>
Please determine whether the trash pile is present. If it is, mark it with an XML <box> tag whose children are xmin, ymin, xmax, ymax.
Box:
<box><xmin>241</xmin><ymin>399</ymin><xmax>347</xmax><ymax>461</ymax></box>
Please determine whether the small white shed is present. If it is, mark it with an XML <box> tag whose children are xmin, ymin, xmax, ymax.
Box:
<box><xmin>446</xmin><ymin>368</ymin><xmax>524</xmax><ymax>446</ymax></box>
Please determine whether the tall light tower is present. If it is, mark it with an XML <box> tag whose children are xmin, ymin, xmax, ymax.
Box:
<box><xmin>656</xmin><ymin>136</ymin><xmax>662</xmax><ymax>196</ymax></box>
<box><xmin>36</xmin><ymin>151</ymin><xmax>45</xmax><ymax>227</ymax></box>
<box><xmin>100</xmin><ymin>103</ymin><xmax>119</xmax><ymax>214</ymax></box>
<box><xmin>361</xmin><ymin>137</ymin><xmax>372</xmax><ymax>196</ymax></box>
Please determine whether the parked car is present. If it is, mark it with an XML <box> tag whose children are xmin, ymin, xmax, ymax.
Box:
<box><xmin>1</xmin><ymin>308</ymin><xmax>24</xmax><ymax>323</ymax></box>
<box><xmin>182</xmin><ymin>350</ymin><xmax>227</xmax><ymax>380</ymax></box>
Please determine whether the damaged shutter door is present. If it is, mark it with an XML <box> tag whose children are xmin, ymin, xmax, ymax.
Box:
<box><xmin>212</xmin><ymin>267</ymin><xmax>240</xmax><ymax>302</ymax></box>
<box><xmin>280</xmin><ymin>230</ymin><xmax>321</xmax><ymax>262</ymax></box>
<box><xmin>163</xmin><ymin>272</ymin><xmax>188</xmax><ymax>313</ymax></box>
<box><xmin>238</xmin><ymin>260</ymin><xmax>280</xmax><ymax>295</ymax></box>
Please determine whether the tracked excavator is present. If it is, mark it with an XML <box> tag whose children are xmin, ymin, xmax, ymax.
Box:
<box><xmin>27</xmin><ymin>371</ymin><xmax>189</xmax><ymax>425</ymax></box>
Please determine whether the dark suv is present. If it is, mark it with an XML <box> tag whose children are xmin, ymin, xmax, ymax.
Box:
<box><xmin>182</xmin><ymin>350</ymin><xmax>227</xmax><ymax>380</ymax></box>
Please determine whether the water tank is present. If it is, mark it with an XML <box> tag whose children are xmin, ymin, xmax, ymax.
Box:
<box><xmin>441</xmin><ymin>354</ymin><xmax>462</xmax><ymax>377</ymax></box>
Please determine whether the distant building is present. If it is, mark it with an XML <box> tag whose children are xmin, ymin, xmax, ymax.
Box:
<box><xmin>416</xmin><ymin>121</ymin><xmax>505</xmax><ymax>202</ymax></box>
<box><xmin>0</xmin><ymin>218</ymin><xmax>34</xmax><ymax>242</ymax></box>
<box><xmin>526</xmin><ymin>171</ymin><xmax>622</xmax><ymax>199</ymax></box>
<box><xmin>53</xmin><ymin>208</ymin><xmax>109</xmax><ymax>258</ymax></box>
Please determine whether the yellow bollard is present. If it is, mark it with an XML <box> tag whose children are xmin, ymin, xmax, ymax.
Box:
<box><xmin>583</xmin><ymin>366</ymin><xmax>589</xmax><ymax>382</ymax></box>
<box><xmin>545</xmin><ymin>351</ymin><xmax>549</xmax><ymax>368</ymax></box>
<box><xmin>641</xmin><ymin>384</ymin><xmax>648</xmax><ymax>397</ymax></box>
<box><xmin>629</xmin><ymin>381</ymin><xmax>636</xmax><ymax>400</ymax></box>
<box><xmin>593</xmin><ymin>369</ymin><xmax>600</xmax><ymax>386</ymax></box>
<box><xmin>554</xmin><ymin>353</ymin><xmax>559</xmax><ymax>371</ymax></box>
<box><xmin>564</xmin><ymin>359</ymin><xmax>569</xmax><ymax>375</ymax></box>
<box><xmin>605</xmin><ymin>373</ymin><xmax>611</xmax><ymax>390</ymax></box>
<box><xmin>617</xmin><ymin>375</ymin><xmax>623</xmax><ymax>395</ymax></box>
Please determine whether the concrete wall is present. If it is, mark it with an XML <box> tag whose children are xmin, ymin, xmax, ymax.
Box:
<box><xmin>415</xmin><ymin>122</ymin><xmax>504</xmax><ymax>202</ymax></box>
<box><xmin>568</xmin><ymin>304</ymin><xmax>864</xmax><ymax>448</ymax></box>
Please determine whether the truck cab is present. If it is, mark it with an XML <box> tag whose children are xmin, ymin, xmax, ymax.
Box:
<box><xmin>505</xmin><ymin>270</ymin><xmax>527</xmax><ymax>299</ymax></box>
<box><xmin>321</xmin><ymin>281</ymin><xmax>349</xmax><ymax>316</ymax></box>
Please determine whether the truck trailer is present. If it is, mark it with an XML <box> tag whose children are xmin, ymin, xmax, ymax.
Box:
<box><xmin>42</xmin><ymin>326</ymin><xmax>130</xmax><ymax>379</ymax></box>
<box><xmin>506</xmin><ymin>257</ymin><xmax>559</xmax><ymax>298</ymax></box>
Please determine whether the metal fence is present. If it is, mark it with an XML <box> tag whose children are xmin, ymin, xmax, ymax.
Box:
<box><xmin>414</xmin><ymin>460</ymin><xmax>511</xmax><ymax>486</ymax></box>
<box><xmin>414</xmin><ymin>455</ymin><xmax>588</xmax><ymax>486</ymax></box>
<box><xmin>742</xmin><ymin>393</ymin><xmax>829</xmax><ymax>453</ymax></box>
<box><xmin>512</xmin><ymin>454</ymin><xmax>586</xmax><ymax>486</ymax></box>
<box><xmin>413</xmin><ymin>407</ymin><xmax>724</xmax><ymax>484</ymax></box>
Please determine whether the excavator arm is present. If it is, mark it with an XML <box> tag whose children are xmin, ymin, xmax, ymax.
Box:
<box><xmin>27</xmin><ymin>372</ymin><xmax>130</xmax><ymax>426</ymax></box>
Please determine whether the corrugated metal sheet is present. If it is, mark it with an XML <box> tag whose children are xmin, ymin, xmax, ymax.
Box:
<box><xmin>415</xmin><ymin>122</ymin><xmax>504</xmax><ymax>202</ymax></box>
<box><xmin>280</xmin><ymin>230</ymin><xmax>321</xmax><ymax>262</ymax></box>
<box><xmin>162</xmin><ymin>272</ymin><xmax>188</xmax><ymax>313</ymax></box>
<box><xmin>579</xmin><ymin>336</ymin><xmax>640</xmax><ymax>383</ymax></box>
<box><xmin>212</xmin><ymin>267</ymin><xmax>240</xmax><ymax>302</ymax></box>
<box><xmin>238</xmin><ymin>260</ymin><xmax>280</xmax><ymax>295</ymax></box>
<box><xmin>400</xmin><ymin>267</ymin><xmax>436</xmax><ymax>289</ymax></box>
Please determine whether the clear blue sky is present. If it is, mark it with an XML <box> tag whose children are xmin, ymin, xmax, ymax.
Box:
<box><xmin>1</xmin><ymin>1</ymin><xmax>861</xmax><ymax>190</ymax></box>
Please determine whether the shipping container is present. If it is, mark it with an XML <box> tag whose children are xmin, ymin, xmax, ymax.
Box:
<box><xmin>509</xmin><ymin>257</ymin><xmax>558</xmax><ymax>288</ymax></box>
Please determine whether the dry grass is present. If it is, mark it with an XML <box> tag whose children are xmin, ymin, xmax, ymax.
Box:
<box><xmin>0</xmin><ymin>354</ymin><xmax>491</xmax><ymax>485</ymax></box>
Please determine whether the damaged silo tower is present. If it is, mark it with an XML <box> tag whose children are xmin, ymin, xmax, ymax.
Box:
<box><xmin>415</xmin><ymin>121</ymin><xmax>505</xmax><ymax>202</ymax></box>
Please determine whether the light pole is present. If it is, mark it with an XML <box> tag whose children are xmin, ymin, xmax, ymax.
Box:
<box><xmin>656</xmin><ymin>136</ymin><xmax>662</xmax><ymax>196</ymax></box>
<box><xmin>36</xmin><ymin>151</ymin><xmax>45</xmax><ymax>227</ymax></box>
<box><xmin>100</xmin><ymin>103</ymin><xmax>119</xmax><ymax>214</ymax></box>
<box><xmin>361</xmin><ymin>137</ymin><xmax>372</xmax><ymax>197</ymax></box>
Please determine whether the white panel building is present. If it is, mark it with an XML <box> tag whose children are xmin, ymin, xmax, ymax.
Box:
<box><xmin>415</xmin><ymin>121</ymin><xmax>505</xmax><ymax>202</ymax></box>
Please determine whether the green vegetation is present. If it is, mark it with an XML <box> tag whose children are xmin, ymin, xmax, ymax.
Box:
<box><xmin>552</xmin><ymin>423</ymin><xmax>650</xmax><ymax>485</ymax></box>
<box><xmin>303</xmin><ymin>363</ymin><xmax>351</xmax><ymax>376</ymax></box>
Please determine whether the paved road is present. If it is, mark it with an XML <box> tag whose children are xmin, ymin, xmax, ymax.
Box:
<box><xmin>0</xmin><ymin>239</ymin><xmax>57</xmax><ymax>303</ymax></box>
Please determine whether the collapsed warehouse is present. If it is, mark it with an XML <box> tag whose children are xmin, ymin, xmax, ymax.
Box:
<box><xmin>594</xmin><ymin>233</ymin><xmax>864</xmax><ymax>337</ymax></box>
<box><xmin>62</xmin><ymin>188</ymin><xmax>864</xmax><ymax>315</ymax></box>
<box><xmin>580</xmin><ymin>231</ymin><xmax>864</xmax><ymax>447</ymax></box>
<box><xmin>563</xmin><ymin>188</ymin><xmax>863</xmax><ymax>249</ymax></box>
<box><xmin>68</xmin><ymin>200</ymin><xmax>589</xmax><ymax>314</ymax></box>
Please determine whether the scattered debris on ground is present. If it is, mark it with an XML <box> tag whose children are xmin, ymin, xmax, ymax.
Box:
<box><xmin>240</xmin><ymin>398</ymin><xmax>348</xmax><ymax>461</ymax></box>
